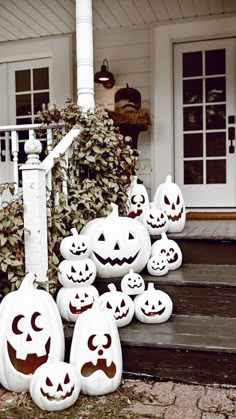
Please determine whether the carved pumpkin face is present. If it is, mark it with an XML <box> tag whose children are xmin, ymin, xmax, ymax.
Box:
<box><xmin>30</xmin><ymin>361</ymin><xmax>81</xmax><ymax>411</ymax></box>
<box><xmin>56</xmin><ymin>286</ymin><xmax>99</xmax><ymax>322</ymax></box>
<box><xmin>153</xmin><ymin>175</ymin><xmax>186</xmax><ymax>233</ymax></box>
<box><xmin>134</xmin><ymin>283</ymin><xmax>173</xmax><ymax>323</ymax></box>
<box><xmin>60</xmin><ymin>229</ymin><xmax>91</xmax><ymax>261</ymax></box>
<box><xmin>93</xmin><ymin>284</ymin><xmax>134</xmax><ymax>328</ymax></box>
<box><xmin>141</xmin><ymin>206</ymin><xmax>168</xmax><ymax>236</ymax></box>
<box><xmin>70</xmin><ymin>308</ymin><xmax>122</xmax><ymax>396</ymax></box>
<box><xmin>151</xmin><ymin>233</ymin><xmax>182</xmax><ymax>271</ymax></box>
<box><xmin>121</xmin><ymin>269</ymin><xmax>145</xmax><ymax>295</ymax></box>
<box><xmin>0</xmin><ymin>273</ymin><xmax>64</xmax><ymax>392</ymax></box>
<box><xmin>126</xmin><ymin>176</ymin><xmax>150</xmax><ymax>219</ymax></box>
<box><xmin>58</xmin><ymin>259</ymin><xmax>96</xmax><ymax>288</ymax></box>
<box><xmin>82</xmin><ymin>204</ymin><xmax>151</xmax><ymax>278</ymax></box>
<box><xmin>147</xmin><ymin>254</ymin><xmax>168</xmax><ymax>276</ymax></box>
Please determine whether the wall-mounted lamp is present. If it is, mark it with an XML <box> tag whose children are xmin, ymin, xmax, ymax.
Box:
<box><xmin>94</xmin><ymin>59</ymin><xmax>115</xmax><ymax>89</ymax></box>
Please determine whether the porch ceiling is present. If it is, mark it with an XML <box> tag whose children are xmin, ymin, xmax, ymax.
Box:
<box><xmin>0</xmin><ymin>0</ymin><xmax>236</xmax><ymax>43</ymax></box>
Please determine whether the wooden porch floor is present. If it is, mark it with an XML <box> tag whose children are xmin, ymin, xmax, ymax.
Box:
<box><xmin>169</xmin><ymin>219</ymin><xmax>236</xmax><ymax>241</ymax></box>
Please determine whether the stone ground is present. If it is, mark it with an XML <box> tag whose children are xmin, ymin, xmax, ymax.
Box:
<box><xmin>1</xmin><ymin>377</ymin><xmax>236</xmax><ymax>418</ymax></box>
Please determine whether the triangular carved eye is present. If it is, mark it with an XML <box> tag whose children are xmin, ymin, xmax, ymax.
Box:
<box><xmin>176</xmin><ymin>195</ymin><xmax>180</xmax><ymax>205</ymax></box>
<box><xmin>98</xmin><ymin>233</ymin><xmax>105</xmax><ymax>241</ymax></box>
<box><xmin>46</xmin><ymin>377</ymin><xmax>53</xmax><ymax>386</ymax></box>
<box><xmin>64</xmin><ymin>373</ymin><xmax>70</xmax><ymax>384</ymax></box>
<box><xmin>164</xmin><ymin>195</ymin><xmax>170</xmax><ymax>205</ymax></box>
<box><xmin>107</xmin><ymin>302</ymin><xmax>112</xmax><ymax>309</ymax></box>
<box><xmin>128</xmin><ymin>232</ymin><xmax>134</xmax><ymax>240</ymax></box>
<box><xmin>71</xmin><ymin>266</ymin><xmax>76</xmax><ymax>273</ymax></box>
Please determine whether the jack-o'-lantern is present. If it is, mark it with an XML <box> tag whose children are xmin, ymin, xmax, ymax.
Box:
<box><xmin>60</xmin><ymin>229</ymin><xmax>91</xmax><ymax>260</ymax></box>
<box><xmin>140</xmin><ymin>204</ymin><xmax>168</xmax><ymax>236</ymax></box>
<box><xmin>56</xmin><ymin>285</ymin><xmax>99</xmax><ymax>322</ymax></box>
<box><xmin>30</xmin><ymin>361</ymin><xmax>81</xmax><ymax>411</ymax></box>
<box><xmin>70</xmin><ymin>307</ymin><xmax>122</xmax><ymax>396</ymax></box>
<box><xmin>121</xmin><ymin>269</ymin><xmax>145</xmax><ymax>295</ymax></box>
<box><xmin>0</xmin><ymin>273</ymin><xmax>65</xmax><ymax>392</ymax></box>
<box><xmin>93</xmin><ymin>283</ymin><xmax>134</xmax><ymax>328</ymax></box>
<box><xmin>126</xmin><ymin>176</ymin><xmax>150</xmax><ymax>219</ymax></box>
<box><xmin>153</xmin><ymin>175</ymin><xmax>186</xmax><ymax>233</ymax></box>
<box><xmin>58</xmin><ymin>259</ymin><xmax>96</xmax><ymax>288</ymax></box>
<box><xmin>147</xmin><ymin>254</ymin><xmax>168</xmax><ymax>276</ymax></box>
<box><xmin>151</xmin><ymin>233</ymin><xmax>182</xmax><ymax>271</ymax></box>
<box><xmin>82</xmin><ymin>203</ymin><xmax>151</xmax><ymax>278</ymax></box>
<box><xmin>134</xmin><ymin>283</ymin><xmax>173</xmax><ymax>323</ymax></box>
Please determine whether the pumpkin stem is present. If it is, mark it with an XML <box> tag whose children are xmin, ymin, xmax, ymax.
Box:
<box><xmin>109</xmin><ymin>203</ymin><xmax>119</xmax><ymax>218</ymax></box>
<box><xmin>165</xmin><ymin>175</ymin><xmax>172</xmax><ymax>183</ymax></box>
<box><xmin>19</xmin><ymin>272</ymin><xmax>36</xmax><ymax>290</ymax></box>
<box><xmin>71</xmin><ymin>227</ymin><xmax>79</xmax><ymax>236</ymax></box>
<box><xmin>107</xmin><ymin>283</ymin><xmax>117</xmax><ymax>292</ymax></box>
<box><xmin>147</xmin><ymin>282</ymin><xmax>156</xmax><ymax>291</ymax></box>
<box><xmin>129</xmin><ymin>269</ymin><xmax>134</xmax><ymax>274</ymax></box>
<box><xmin>161</xmin><ymin>232</ymin><xmax>168</xmax><ymax>240</ymax></box>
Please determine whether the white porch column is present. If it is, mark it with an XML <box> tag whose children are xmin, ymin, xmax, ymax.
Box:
<box><xmin>76</xmin><ymin>0</ymin><xmax>95</xmax><ymax>111</ymax></box>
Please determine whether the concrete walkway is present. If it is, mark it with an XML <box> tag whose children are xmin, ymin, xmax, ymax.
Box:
<box><xmin>1</xmin><ymin>378</ymin><xmax>236</xmax><ymax>418</ymax></box>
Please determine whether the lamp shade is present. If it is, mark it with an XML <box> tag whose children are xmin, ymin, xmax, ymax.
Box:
<box><xmin>94</xmin><ymin>59</ymin><xmax>115</xmax><ymax>89</ymax></box>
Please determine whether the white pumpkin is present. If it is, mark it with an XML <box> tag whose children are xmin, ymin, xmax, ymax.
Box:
<box><xmin>30</xmin><ymin>361</ymin><xmax>81</xmax><ymax>411</ymax></box>
<box><xmin>82</xmin><ymin>203</ymin><xmax>151</xmax><ymax>278</ymax></box>
<box><xmin>93</xmin><ymin>283</ymin><xmax>134</xmax><ymax>328</ymax></box>
<box><xmin>147</xmin><ymin>254</ymin><xmax>168</xmax><ymax>276</ymax></box>
<box><xmin>151</xmin><ymin>233</ymin><xmax>182</xmax><ymax>271</ymax></box>
<box><xmin>134</xmin><ymin>283</ymin><xmax>173</xmax><ymax>323</ymax></box>
<box><xmin>0</xmin><ymin>273</ymin><xmax>65</xmax><ymax>392</ymax></box>
<box><xmin>58</xmin><ymin>259</ymin><xmax>96</xmax><ymax>288</ymax></box>
<box><xmin>56</xmin><ymin>285</ymin><xmax>99</xmax><ymax>322</ymax></box>
<box><xmin>140</xmin><ymin>204</ymin><xmax>168</xmax><ymax>236</ymax></box>
<box><xmin>121</xmin><ymin>269</ymin><xmax>145</xmax><ymax>295</ymax></box>
<box><xmin>60</xmin><ymin>229</ymin><xmax>91</xmax><ymax>260</ymax></box>
<box><xmin>70</xmin><ymin>307</ymin><xmax>122</xmax><ymax>396</ymax></box>
<box><xmin>126</xmin><ymin>175</ymin><xmax>150</xmax><ymax>219</ymax></box>
<box><xmin>153</xmin><ymin>175</ymin><xmax>186</xmax><ymax>233</ymax></box>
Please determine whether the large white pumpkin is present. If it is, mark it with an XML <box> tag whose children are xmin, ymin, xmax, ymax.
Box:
<box><xmin>126</xmin><ymin>175</ymin><xmax>150</xmax><ymax>219</ymax></box>
<box><xmin>70</xmin><ymin>307</ymin><xmax>122</xmax><ymax>396</ymax></box>
<box><xmin>151</xmin><ymin>233</ymin><xmax>182</xmax><ymax>271</ymax></box>
<box><xmin>56</xmin><ymin>285</ymin><xmax>99</xmax><ymax>322</ymax></box>
<box><xmin>0</xmin><ymin>273</ymin><xmax>65</xmax><ymax>392</ymax></box>
<box><xmin>30</xmin><ymin>361</ymin><xmax>81</xmax><ymax>411</ymax></box>
<box><xmin>82</xmin><ymin>203</ymin><xmax>151</xmax><ymax>278</ymax></box>
<box><xmin>153</xmin><ymin>175</ymin><xmax>186</xmax><ymax>233</ymax></box>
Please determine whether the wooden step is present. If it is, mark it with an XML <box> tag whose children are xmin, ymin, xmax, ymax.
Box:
<box><xmin>94</xmin><ymin>264</ymin><xmax>236</xmax><ymax>317</ymax></box>
<box><xmin>63</xmin><ymin>314</ymin><xmax>236</xmax><ymax>385</ymax></box>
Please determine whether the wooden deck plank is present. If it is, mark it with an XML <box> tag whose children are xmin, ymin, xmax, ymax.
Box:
<box><xmin>169</xmin><ymin>220</ymin><xmax>236</xmax><ymax>240</ymax></box>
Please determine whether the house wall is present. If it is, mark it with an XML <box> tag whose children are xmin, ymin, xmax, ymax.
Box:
<box><xmin>93</xmin><ymin>26</ymin><xmax>152</xmax><ymax>198</ymax></box>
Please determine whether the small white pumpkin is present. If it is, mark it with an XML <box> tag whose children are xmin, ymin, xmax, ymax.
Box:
<box><xmin>58</xmin><ymin>259</ymin><xmax>96</xmax><ymax>288</ymax></box>
<box><xmin>82</xmin><ymin>203</ymin><xmax>151</xmax><ymax>278</ymax></box>
<box><xmin>126</xmin><ymin>175</ymin><xmax>150</xmax><ymax>219</ymax></box>
<box><xmin>140</xmin><ymin>204</ymin><xmax>168</xmax><ymax>236</ymax></box>
<box><xmin>134</xmin><ymin>283</ymin><xmax>173</xmax><ymax>324</ymax></box>
<box><xmin>56</xmin><ymin>285</ymin><xmax>99</xmax><ymax>322</ymax></box>
<box><xmin>151</xmin><ymin>233</ymin><xmax>182</xmax><ymax>271</ymax></box>
<box><xmin>93</xmin><ymin>283</ymin><xmax>134</xmax><ymax>328</ymax></box>
<box><xmin>70</xmin><ymin>307</ymin><xmax>122</xmax><ymax>396</ymax></box>
<box><xmin>153</xmin><ymin>175</ymin><xmax>186</xmax><ymax>233</ymax></box>
<box><xmin>121</xmin><ymin>269</ymin><xmax>145</xmax><ymax>295</ymax></box>
<box><xmin>60</xmin><ymin>229</ymin><xmax>91</xmax><ymax>260</ymax></box>
<box><xmin>30</xmin><ymin>361</ymin><xmax>81</xmax><ymax>411</ymax></box>
<box><xmin>147</xmin><ymin>254</ymin><xmax>168</xmax><ymax>276</ymax></box>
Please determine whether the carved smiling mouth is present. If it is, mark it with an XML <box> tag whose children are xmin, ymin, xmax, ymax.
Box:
<box><xmin>147</xmin><ymin>220</ymin><xmax>166</xmax><ymax>228</ymax></box>
<box><xmin>7</xmin><ymin>338</ymin><xmax>51</xmax><ymax>375</ymax></box>
<box><xmin>128</xmin><ymin>283</ymin><xmax>142</xmax><ymax>289</ymax></box>
<box><xmin>69</xmin><ymin>302</ymin><xmax>93</xmax><ymax>315</ymax></box>
<box><xmin>69</xmin><ymin>248</ymin><xmax>87</xmax><ymax>256</ymax></box>
<box><xmin>151</xmin><ymin>265</ymin><xmax>166</xmax><ymax>271</ymax></box>
<box><xmin>128</xmin><ymin>209</ymin><xmax>143</xmax><ymax>218</ymax></box>
<box><xmin>41</xmin><ymin>385</ymin><xmax>75</xmax><ymax>401</ymax></box>
<box><xmin>67</xmin><ymin>272</ymin><xmax>93</xmax><ymax>283</ymax></box>
<box><xmin>167</xmin><ymin>206</ymin><xmax>184</xmax><ymax>222</ymax></box>
<box><xmin>167</xmin><ymin>253</ymin><xmax>178</xmax><ymax>264</ymax></box>
<box><xmin>81</xmin><ymin>358</ymin><xmax>116</xmax><ymax>378</ymax></box>
<box><xmin>114</xmin><ymin>308</ymin><xmax>129</xmax><ymax>320</ymax></box>
<box><xmin>93</xmin><ymin>250</ymin><xmax>140</xmax><ymax>266</ymax></box>
<box><xmin>141</xmin><ymin>307</ymin><xmax>166</xmax><ymax>317</ymax></box>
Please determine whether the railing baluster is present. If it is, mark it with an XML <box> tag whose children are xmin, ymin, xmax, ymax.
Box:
<box><xmin>11</xmin><ymin>131</ymin><xmax>19</xmax><ymax>194</ymax></box>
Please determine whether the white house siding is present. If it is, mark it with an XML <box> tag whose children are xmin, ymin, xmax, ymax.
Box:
<box><xmin>93</xmin><ymin>26</ymin><xmax>152</xmax><ymax>198</ymax></box>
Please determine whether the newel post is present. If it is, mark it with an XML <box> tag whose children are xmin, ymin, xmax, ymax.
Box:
<box><xmin>21</xmin><ymin>136</ymin><xmax>48</xmax><ymax>284</ymax></box>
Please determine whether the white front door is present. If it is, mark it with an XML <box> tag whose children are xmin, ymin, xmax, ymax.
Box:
<box><xmin>174</xmin><ymin>38</ymin><xmax>236</xmax><ymax>207</ymax></box>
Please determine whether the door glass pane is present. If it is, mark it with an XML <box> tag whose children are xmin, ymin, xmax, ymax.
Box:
<box><xmin>184</xmin><ymin>133</ymin><xmax>203</xmax><ymax>157</ymax></box>
<box><xmin>34</xmin><ymin>92</ymin><xmax>49</xmax><ymax>113</ymax></box>
<box><xmin>184</xmin><ymin>160</ymin><xmax>203</xmax><ymax>184</ymax></box>
<box><xmin>33</xmin><ymin>68</ymin><xmax>49</xmax><ymax>90</ymax></box>
<box><xmin>206</xmin><ymin>105</ymin><xmax>226</xmax><ymax>129</ymax></box>
<box><xmin>183</xmin><ymin>51</ymin><xmax>202</xmax><ymax>77</ymax></box>
<box><xmin>184</xmin><ymin>106</ymin><xmax>203</xmax><ymax>131</ymax></box>
<box><xmin>183</xmin><ymin>79</ymin><xmax>202</xmax><ymax>104</ymax></box>
<box><xmin>205</xmin><ymin>49</ymin><xmax>225</xmax><ymax>75</ymax></box>
<box><xmin>15</xmin><ymin>70</ymin><xmax>30</xmax><ymax>92</ymax></box>
<box><xmin>206</xmin><ymin>132</ymin><xmax>226</xmax><ymax>157</ymax></box>
<box><xmin>206</xmin><ymin>160</ymin><xmax>226</xmax><ymax>183</ymax></box>
<box><xmin>206</xmin><ymin>77</ymin><xmax>226</xmax><ymax>102</ymax></box>
<box><xmin>16</xmin><ymin>94</ymin><xmax>31</xmax><ymax>116</ymax></box>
